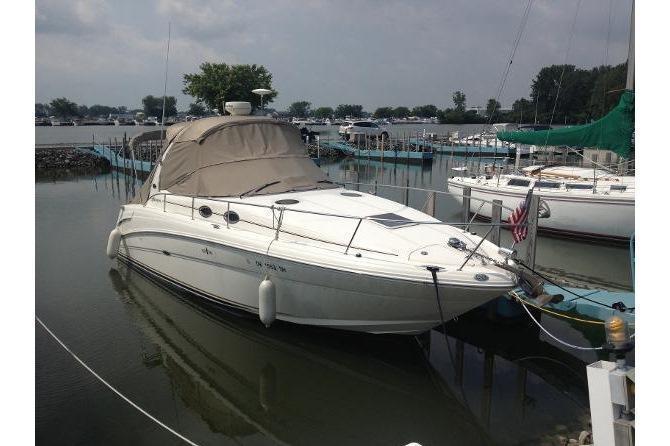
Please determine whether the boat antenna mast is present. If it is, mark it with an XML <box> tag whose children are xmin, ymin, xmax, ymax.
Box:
<box><xmin>160</xmin><ymin>22</ymin><xmax>172</xmax><ymax>145</ymax></box>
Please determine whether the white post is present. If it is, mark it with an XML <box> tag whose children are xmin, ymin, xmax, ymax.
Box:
<box><xmin>587</xmin><ymin>360</ymin><xmax>635</xmax><ymax>446</ymax></box>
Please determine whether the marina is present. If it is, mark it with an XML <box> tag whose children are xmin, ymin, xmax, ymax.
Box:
<box><xmin>36</xmin><ymin>117</ymin><xmax>634</xmax><ymax>444</ymax></box>
<box><xmin>31</xmin><ymin>0</ymin><xmax>645</xmax><ymax>443</ymax></box>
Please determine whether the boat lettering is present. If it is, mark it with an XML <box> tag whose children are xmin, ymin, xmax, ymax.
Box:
<box><xmin>255</xmin><ymin>260</ymin><xmax>286</xmax><ymax>273</ymax></box>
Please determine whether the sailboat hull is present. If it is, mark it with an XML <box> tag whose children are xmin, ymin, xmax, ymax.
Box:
<box><xmin>448</xmin><ymin>180</ymin><xmax>634</xmax><ymax>242</ymax></box>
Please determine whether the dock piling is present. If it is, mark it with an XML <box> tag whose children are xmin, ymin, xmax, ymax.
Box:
<box><xmin>403</xmin><ymin>177</ymin><xmax>409</xmax><ymax>206</ymax></box>
<box><xmin>462</xmin><ymin>186</ymin><xmax>471</xmax><ymax>225</ymax></box>
<box><xmin>491</xmin><ymin>199</ymin><xmax>502</xmax><ymax>245</ymax></box>
<box><xmin>524</xmin><ymin>194</ymin><xmax>540</xmax><ymax>269</ymax></box>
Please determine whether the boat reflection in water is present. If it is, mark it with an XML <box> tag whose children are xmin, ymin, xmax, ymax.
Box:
<box><xmin>109</xmin><ymin>263</ymin><xmax>489</xmax><ymax>445</ymax></box>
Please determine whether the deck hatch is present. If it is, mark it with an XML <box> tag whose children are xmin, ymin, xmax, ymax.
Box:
<box><xmin>369</xmin><ymin>213</ymin><xmax>416</xmax><ymax>228</ymax></box>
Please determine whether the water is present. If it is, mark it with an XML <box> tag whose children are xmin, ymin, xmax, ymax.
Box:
<box><xmin>35</xmin><ymin>123</ymin><xmax>485</xmax><ymax>145</ymax></box>
<box><xmin>36</xmin><ymin>128</ymin><xmax>633</xmax><ymax>445</ymax></box>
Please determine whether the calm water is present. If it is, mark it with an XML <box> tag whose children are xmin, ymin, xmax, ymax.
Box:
<box><xmin>35</xmin><ymin>123</ymin><xmax>486</xmax><ymax>145</ymax></box>
<box><xmin>36</xmin><ymin>126</ymin><xmax>633</xmax><ymax>445</ymax></box>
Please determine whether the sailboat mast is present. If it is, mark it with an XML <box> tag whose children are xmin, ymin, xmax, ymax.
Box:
<box><xmin>626</xmin><ymin>0</ymin><xmax>634</xmax><ymax>90</ymax></box>
<box><xmin>160</xmin><ymin>22</ymin><xmax>172</xmax><ymax>144</ymax></box>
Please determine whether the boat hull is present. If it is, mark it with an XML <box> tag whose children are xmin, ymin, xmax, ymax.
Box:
<box><xmin>118</xmin><ymin>231</ymin><xmax>509</xmax><ymax>334</ymax></box>
<box><xmin>447</xmin><ymin>180</ymin><xmax>634</xmax><ymax>242</ymax></box>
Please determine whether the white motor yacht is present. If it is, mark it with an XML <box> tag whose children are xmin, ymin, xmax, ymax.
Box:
<box><xmin>106</xmin><ymin>102</ymin><xmax>517</xmax><ymax>334</ymax></box>
<box><xmin>448</xmin><ymin>165</ymin><xmax>634</xmax><ymax>242</ymax></box>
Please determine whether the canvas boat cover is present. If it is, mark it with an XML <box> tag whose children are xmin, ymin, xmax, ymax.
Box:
<box><xmin>497</xmin><ymin>90</ymin><xmax>634</xmax><ymax>158</ymax></box>
<box><xmin>133</xmin><ymin>116</ymin><xmax>335</xmax><ymax>204</ymax></box>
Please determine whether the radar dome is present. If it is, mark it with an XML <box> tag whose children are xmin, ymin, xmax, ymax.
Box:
<box><xmin>225</xmin><ymin>101</ymin><xmax>252</xmax><ymax>116</ymax></box>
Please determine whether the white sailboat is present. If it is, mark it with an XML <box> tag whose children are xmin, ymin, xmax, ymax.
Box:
<box><xmin>448</xmin><ymin>2</ymin><xmax>635</xmax><ymax>243</ymax></box>
<box><xmin>448</xmin><ymin>166</ymin><xmax>634</xmax><ymax>241</ymax></box>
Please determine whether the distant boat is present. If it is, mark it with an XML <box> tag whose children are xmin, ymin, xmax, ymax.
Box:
<box><xmin>49</xmin><ymin>117</ymin><xmax>74</xmax><ymax>126</ymax></box>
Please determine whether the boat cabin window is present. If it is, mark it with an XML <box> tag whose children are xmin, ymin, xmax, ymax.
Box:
<box><xmin>223</xmin><ymin>211</ymin><xmax>240</xmax><ymax>224</ymax></box>
<box><xmin>566</xmin><ymin>184</ymin><xmax>594</xmax><ymax>190</ymax></box>
<box><xmin>369</xmin><ymin>213</ymin><xmax>416</xmax><ymax>228</ymax></box>
<box><xmin>535</xmin><ymin>181</ymin><xmax>560</xmax><ymax>189</ymax></box>
<box><xmin>507</xmin><ymin>178</ymin><xmax>531</xmax><ymax>187</ymax></box>
<box><xmin>610</xmin><ymin>185</ymin><xmax>627</xmax><ymax>191</ymax></box>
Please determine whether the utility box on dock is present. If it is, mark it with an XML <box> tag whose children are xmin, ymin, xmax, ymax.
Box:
<box><xmin>586</xmin><ymin>360</ymin><xmax>635</xmax><ymax>445</ymax></box>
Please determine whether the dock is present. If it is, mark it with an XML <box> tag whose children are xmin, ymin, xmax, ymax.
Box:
<box><xmin>319</xmin><ymin>140</ymin><xmax>433</xmax><ymax>164</ymax></box>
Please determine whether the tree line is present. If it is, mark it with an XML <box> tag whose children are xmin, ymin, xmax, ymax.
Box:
<box><xmin>36</xmin><ymin>96</ymin><xmax>183</xmax><ymax>120</ymax></box>
<box><xmin>38</xmin><ymin>60</ymin><xmax>627</xmax><ymax>125</ymax></box>
<box><xmin>284</xmin><ymin>63</ymin><xmax>627</xmax><ymax>125</ymax></box>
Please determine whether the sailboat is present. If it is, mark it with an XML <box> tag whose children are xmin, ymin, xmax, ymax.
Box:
<box><xmin>447</xmin><ymin>2</ymin><xmax>635</xmax><ymax>243</ymax></box>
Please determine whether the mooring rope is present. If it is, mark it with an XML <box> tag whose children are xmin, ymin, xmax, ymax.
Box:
<box><xmin>515</xmin><ymin>260</ymin><xmax>633</xmax><ymax>311</ymax></box>
<box><xmin>35</xmin><ymin>316</ymin><xmax>203</xmax><ymax>446</ymax></box>
<box><xmin>512</xmin><ymin>298</ymin><xmax>603</xmax><ymax>351</ymax></box>
<box><xmin>508</xmin><ymin>290</ymin><xmax>604</xmax><ymax>325</ymax></box>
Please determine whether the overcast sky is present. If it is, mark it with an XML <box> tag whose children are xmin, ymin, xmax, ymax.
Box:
<box><xmin>35</xmin><ymin>0</ymin><xmax>632</xmax><ymax>112</ymax></box>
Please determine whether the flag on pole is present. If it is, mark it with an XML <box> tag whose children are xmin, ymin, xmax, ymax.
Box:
<box><xmin>509</xmin><ymin>190</ymin><xmax>533</xmax><ymax>243</ymax></box>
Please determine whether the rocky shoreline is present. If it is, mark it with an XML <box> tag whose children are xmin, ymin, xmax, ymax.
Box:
<box><xmin>35</xmin><ymin>147</ymin><xmax>110</xmax><ymax>170</ymax></box>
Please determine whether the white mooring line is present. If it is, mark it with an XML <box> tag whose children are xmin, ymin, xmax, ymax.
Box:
<box><xmin>36</xmin><ymin>316</ymin><xmax>202</xmax><ymax>446</ymax></box>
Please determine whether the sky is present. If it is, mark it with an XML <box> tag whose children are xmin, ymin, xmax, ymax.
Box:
<box><xmin>35</xmin><ymin>0</ymin><xmax>632</xmax><ymax>112</ymax></box>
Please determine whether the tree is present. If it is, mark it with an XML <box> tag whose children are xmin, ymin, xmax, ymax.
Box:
<box><xmin>142</xmin><ymin>95</ymin><xmax>177</xmax><ymax>118</ymax></box>
<box><xmin>588</xmin><ymin>63</ymin><xmax>627</xmax><ymax>120</ymax></box>
<box><xmin>509</xmin><ymin>98</ymin><xmax>534</xmax><ymax>123</ymax></box>
<box><xmin>411</xmin><ymin>105</ymin><xmax>438</xmax><ymax>118</ymax></box>
<box><xmin>288</xmin><ymin>101</ymin><xmax>311</xmax><ymax>117</ymax></box>
<box><xmin>49</xmin><ymin>97</ymin><xmax>78</xmax><ymax>118</ymax></box>
<box><xmin>485</xmin><ymin>98</ymin><xmax>501</xmax><ymax>120</ymax></box>
<box><xmin>452</xmin><ymin>91</ymin><xmax>466</xmax><ymax>112</ymax></box>
<box><xmin>334</xmin><ymin>104</ymin><xmax>364</xmax><ymax>118</ymax></box>
<box><xmin>393</xmin><ymin>106</ymin><xmax>410</xmax><ymax>119</ymax></box>
<box><xmin>89</xmin><ymin>105</ymin><xmax>115</xmax><ymax>117</ymax></box>
<box><xmin>313</xmin><ymin>107</ymin><xmax>334</xmax><ymax>119</ymax></box>
<box><xmin>35</xmin><ymin>103</ymin><xmax>51</xmax><ymax>118</ymax></box>
<box><xmin>183</xmin><ymin>62</ymin><xmax>277</xmax><ymax>113</ymax></box>
<box><xmin>77</xmin><ymin>104</ymin><xmax>89</xmax><ymax>118</ymax></box>
<box><xmin>373</xmin><ymin>107</ymin><xmax>394</xmax><ymax>119</ymax></box>
<box><xmin>188</xmin><ymin>103</ymin><xmax>206</xmax><ymax>116</ymax></box>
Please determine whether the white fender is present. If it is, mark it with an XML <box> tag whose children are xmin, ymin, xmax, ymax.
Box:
<box><xmin>258</xmin><ymin>277</ymin><xmax>276</xmax><ymax>327</ymax></box>
<box><xmin>106</xmin><ymin>228</ymin><xmax>122</xmax><ymax>259</ymax></box>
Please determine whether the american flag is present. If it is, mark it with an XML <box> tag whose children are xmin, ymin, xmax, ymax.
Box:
<box><xmin>509</xmin><ymin>190</ymin><xmax>533</xmax><ymax>243</ymax></box>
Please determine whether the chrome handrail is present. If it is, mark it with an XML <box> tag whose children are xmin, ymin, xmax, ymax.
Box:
<box><xmin>148</xmin><ymin>191</ymin><xmax>519</xmax><ymax>227</ymax></box>
<box><xmin>143</xmin><ymin>188</ymin><xmax>520</xmax><ymax>258</ymax></box>
<box><xmin>340</xmin><ymin>181</ymin><xmax>520</xmax><ymax>213</ymax></box>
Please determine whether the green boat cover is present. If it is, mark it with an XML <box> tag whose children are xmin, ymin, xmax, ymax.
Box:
<box><xmin>497</xmin><ymin>90</ymin><xmax>634</xmax><ymax>158</ymax></box>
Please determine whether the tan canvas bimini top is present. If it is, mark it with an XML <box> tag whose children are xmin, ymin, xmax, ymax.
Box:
<box><xmin>133</xmin><ymin>116</ymin><xmax>335</xmax><ymax>203</ymax></box>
